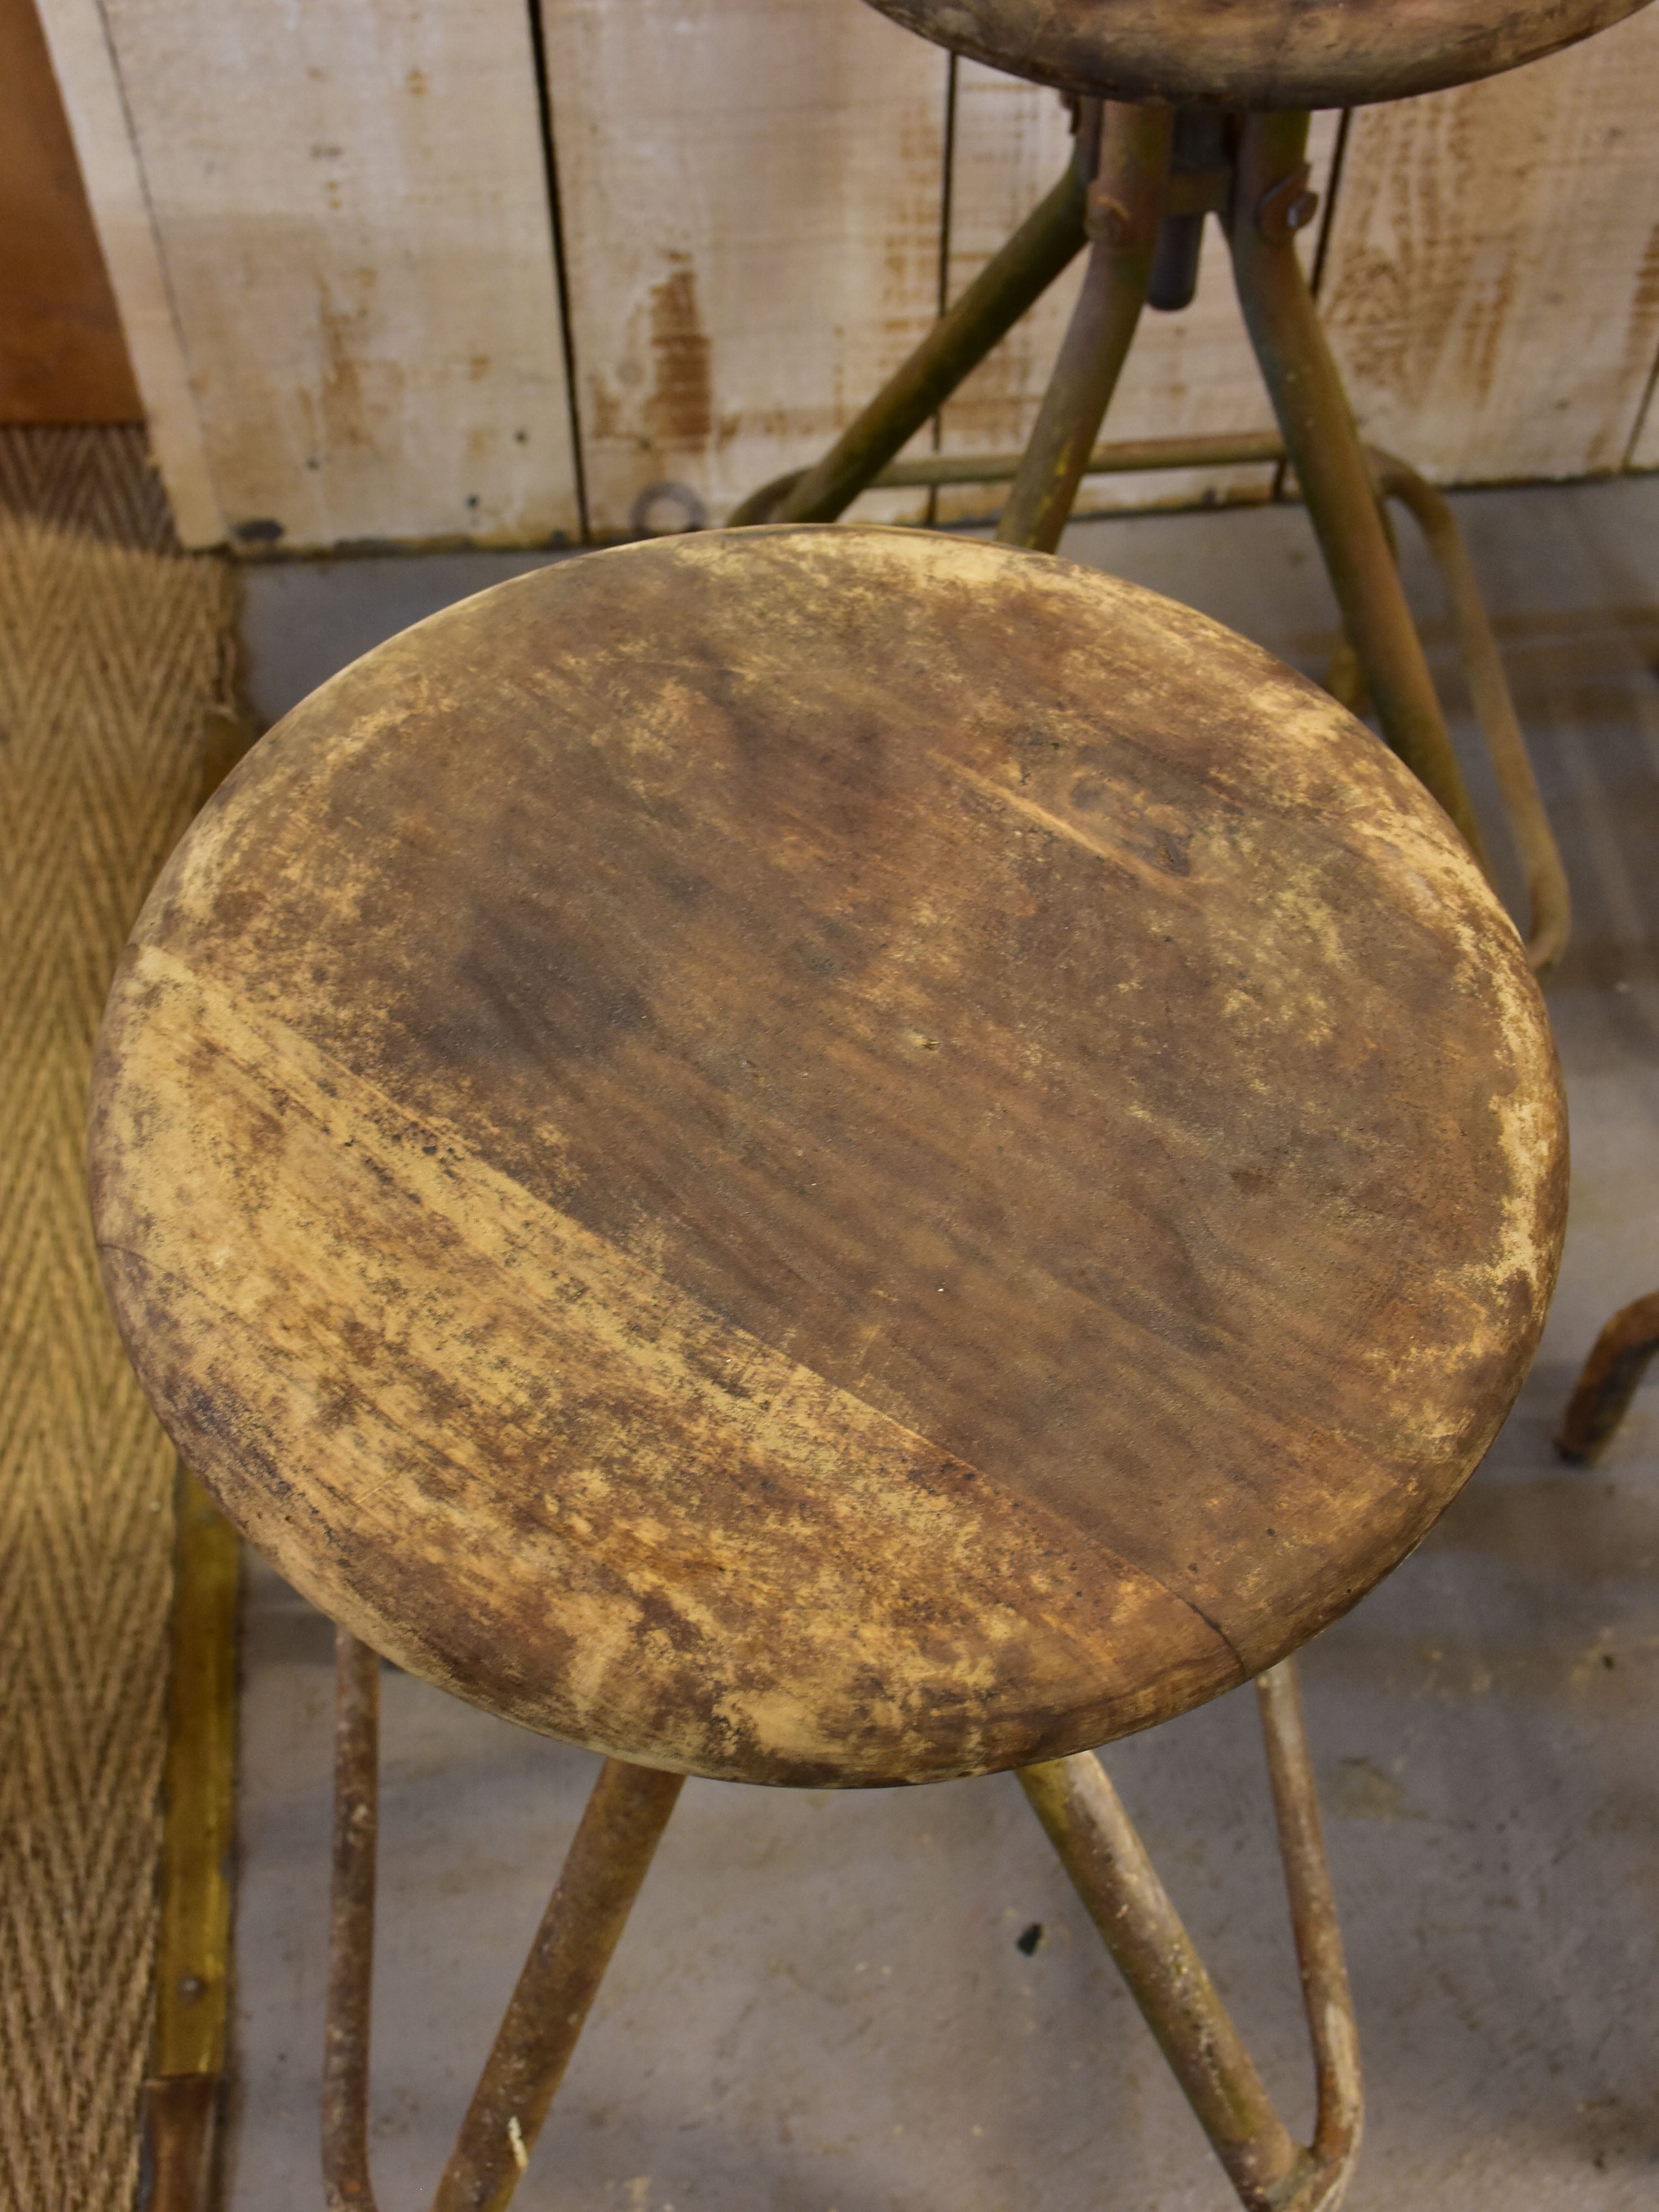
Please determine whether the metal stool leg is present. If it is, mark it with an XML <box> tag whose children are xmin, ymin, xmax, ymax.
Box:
<box><xmin>1228</xmin><ymin>113</ymin><xmax>1487</xmax><ymax>868</ymax></box>
<box><xmin>323</xmin><ymin>1627</ymin><xmax>684</xmax><ymax>2212</ymax></box>
<box><xmin>728</xmin><ymin>153</ymin><xmax>1089</xmax><ymax>528</ymax></box>
<box><xmin>1557</xmin><ymin>1291</ymin><xmax>1659</xmax><ymax>1463</ymax></box>
<box><xmin>996</xmin><ymin>100</ymin><xmax>1172</xmax><ymax>554</ymax></box>
<box><xmin>1021</xmin><ymin>1658</ymin><xmax>1360</xmax><ymax>2212</ymax></box>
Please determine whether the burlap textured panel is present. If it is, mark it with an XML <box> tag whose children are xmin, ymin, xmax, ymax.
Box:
<box><xmin>0</xmin><ymin>428</ymin><xmax>234</xmax><ymax>2211</ymax></box>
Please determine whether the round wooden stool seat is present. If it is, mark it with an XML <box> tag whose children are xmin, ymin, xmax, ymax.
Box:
<box><xmin>859</xmin><ymin>0</ymin><xmax>1648</xmax><ymax>109</ymax></box>
<box><xmin>90</xmin><ymin>528</ymin><xmax>1564</xmax><ymax>1789</ymax></box>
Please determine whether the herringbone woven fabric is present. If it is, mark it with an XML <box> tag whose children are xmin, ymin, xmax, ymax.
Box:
<box><xmin>0</xmin><ymin>428</ymin><xmax>234</xmax><ymax>2212</ymax></box>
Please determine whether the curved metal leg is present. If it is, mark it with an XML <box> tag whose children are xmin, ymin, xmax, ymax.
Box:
<box><xmin>323</xmin><ymin>1627</ymin><xmax>684</xmax><ymax>2212</ymax></box>
<box><xmin>1020</xmin><ymin>1658</ymin><xmax>1360</xmax><ymax>2212</ymax></box>
<box><xmin>1557</xmin><ymin>1291</ymin><xmax>1659</xmax><ymax>1463</ymax></box>
<box><xmin>1363</xmin><ymin>447</ymin><xmax>1572</xmax><ymax>974</ymax></box>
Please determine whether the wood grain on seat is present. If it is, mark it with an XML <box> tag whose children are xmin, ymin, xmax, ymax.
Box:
<box><xmin>89</xmin><ymin>528</ymin><xmax>1566</xmax><ymax>1786</ymax></box>
<box><xmin>858</xmin><ymin>0</ymin><xmax>1651</xmax><ymax>110</ymax></box>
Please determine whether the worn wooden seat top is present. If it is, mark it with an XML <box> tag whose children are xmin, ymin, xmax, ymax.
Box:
<box><xmin>859</xmin><ymin>0</ymin><xmax>1649</xmax><ymax>109</ymax></box>
<box><xmin>91</xmin><ymin>528</ymin><xmax>1564</xmax><ymax>1789</ymax></box>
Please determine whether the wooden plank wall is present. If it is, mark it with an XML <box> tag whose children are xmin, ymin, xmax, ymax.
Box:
<box><xmin>44</xmin><ymin>0</ymin><xmax>580</xmax><ymax>551</ymax></box>
<box><xmin>1320</xmin><ymin>3</ymin><xmax>1659</xmax><ymax>483</ymax></box>
<box><xmin>540</xmin><ymin>0</ymin><xmax>946</xmax><ymax>538</ymax></box>
<box><xmin>41</xmin><ymin>0</ymin><xmax>1659</xmax><ymax>551</ymax></box>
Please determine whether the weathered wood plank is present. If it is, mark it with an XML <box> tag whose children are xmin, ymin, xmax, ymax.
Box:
<box><xmin>540</xmin><ymin>0</ymin><xmax>947</xmax><ymax>536</ymax></box>
<box><xmin>34</xmin><ymin>0</ymin><xmax>221</xmax><ymax>542</ymax></box>
<box><xmin>1319</xmin><ymin>5</ymin><xmax>1659</xmax><ymax>484</ymax></box>
<box><xmin>935</xmin><ymin>70</ymin><xmax>1339</xmax><ymax>524</ymax></box>
<box><xmin>88</xmin><ymin>0</ymin><xmax>578</xmax><ymax>551</ymax></box>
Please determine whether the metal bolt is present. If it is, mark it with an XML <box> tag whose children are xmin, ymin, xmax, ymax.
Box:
<box><xmin>1285</xmin><ymin>189</ymin><xmax>1319</xmax><ymax>232</ymax></box>
<box><xmin>1255</xmin><ymin>165</ymin><xmax>1319</xmax><ymax>244</ymax></box>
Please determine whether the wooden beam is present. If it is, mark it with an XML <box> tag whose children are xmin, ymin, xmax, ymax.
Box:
<box><xmin>0</xmin><ymin>0</ymin><xmax>142</xmax><ymax>424</ymax></box>
<box><xmin>34</xmin><ymin>0</ymin><xmax>222</xmax><ymax>544</ymax></box>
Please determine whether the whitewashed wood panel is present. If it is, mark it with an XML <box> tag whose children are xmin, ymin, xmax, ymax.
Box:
<box><xmin>934</xmin><ymin>67</ymin><xmax>1340</xmax><ymax>525</ymax></box>
<box><xmin>1319</xmin><ymin>5</ymin><xmax>1659</xmax><ymax>484</ymax></box>
<box><xmin>91</xmin><ymin>0</ymin><xmax>578</xmax><ymax>551</ymax></box>
<box><xmin>540</xmin><ymin>0</ymin><xmax>947</xmax><ymax>536</ymax></box>
<box><xmin>34</xmin><ymin>0</ymin><xmax>221</xmax><ymax>545</ymax></box>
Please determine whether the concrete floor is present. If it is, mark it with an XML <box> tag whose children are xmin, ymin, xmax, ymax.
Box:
<box><xmin>230</xmin><ymin>477</ymin><xmax>1659</xmax><ymax>2210</ymax></box>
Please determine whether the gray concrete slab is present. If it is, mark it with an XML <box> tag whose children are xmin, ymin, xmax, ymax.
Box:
<box><xmin>229</xmin><ymin>478</ymin><xmax>1659</xmax><ymax>2210</ymax></box>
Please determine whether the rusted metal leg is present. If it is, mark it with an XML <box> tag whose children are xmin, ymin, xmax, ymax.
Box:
<box><xmin>432</xmin><ymin>1758</ymin><xmax>685</xmax><ymax>2212</ymax></box>
<box><xmin>322</xmin><ymin>1626</ymin><xmax>684</xmax><ymax>2212</ymax></box>
<box><xmin>1256</xmin><ymin>1662</ymin><xmax>1362</xmax><ymax>2203</ymax></box>
<box><xmin>731</xmin><ymin>154</ymin><xmax>1089</xmax><ymax>526</ymax></box>
<box><xmin>997</xmin><ymin>101</ymin><xmax>1172</xmax><ymax>554</ymax></box>
<box><xmin>1228</xmin><ymin>113</ymin><xmax>1487</xmax><ymax>870</ymax></box>
<box><xmin>1365</xmin><ymin>447</ymin><xmax>1572</xmax><ymax>974</ymax></box>
<box><xmin>1557</xmin><ymin>1291</ymin><xmax>1659</xmax><ymax>1463</ymax></box>
<box><xmin>325</xmin><ymin>1628</ymin><xmax>382</xmax><ymax>2211</ymax></box>
<box><xmin>1020</xmin><ymin>1657</ymin><xmax>1359</xmax><ymax>2212</ymax></box>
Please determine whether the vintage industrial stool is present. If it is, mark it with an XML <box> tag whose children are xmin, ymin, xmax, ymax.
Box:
<box><xmin>90</xmin><ymin>528</ymin><xmax>1566</xmax><ymax>2212</ymax></box>
<box><xmin>735</xmin><ymin>0</ymin><xmax>1657</xmax><ymax>973</ymax></box>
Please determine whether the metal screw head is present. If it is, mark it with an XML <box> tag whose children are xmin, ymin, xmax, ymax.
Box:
<box><xmin>1285</xmin><ymin>189</ymin><xmax>1319</xmax><ymax>232</ymax></box>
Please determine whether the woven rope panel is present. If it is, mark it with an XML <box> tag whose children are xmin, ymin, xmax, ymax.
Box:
<box><xmin>0</xmin><ymin>428</ymin><xmax>234</xmax><ymax>2211</ymax></box>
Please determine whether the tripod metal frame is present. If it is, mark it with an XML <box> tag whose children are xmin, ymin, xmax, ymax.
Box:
<box><xmin>325</xmin><ymin>1632</ymin><xmax>1359</xmax><ymax>2212</ymax></box>
<box><xmin>732</xmin><ymin>99</ymin><xmax>1569</xmax><ymax>975</ymax></box>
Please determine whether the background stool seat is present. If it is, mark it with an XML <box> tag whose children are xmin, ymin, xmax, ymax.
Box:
<box><xmin>862</xmin><ymin>0</ymin><xmax>1651</xmax><ymax>110</ymax></box>
<box><xmin>89</xmin><ymin>527</ymin><xmax>1564</xmax><ymax>1790</ymax></box>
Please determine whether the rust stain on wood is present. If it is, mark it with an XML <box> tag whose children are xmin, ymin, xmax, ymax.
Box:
<box><xmin>88</xmin><ymin>528</ymin><xmax>1567</xmax><ymax>1788</ymax></box>
<box><xmin>645</xmin><ymin>259</ymin><xmax>713</xmax><ymax>450</ymax></box>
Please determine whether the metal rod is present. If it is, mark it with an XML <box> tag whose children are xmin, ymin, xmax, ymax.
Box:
<box><xmin>1556</xmin><ymin>1288</ymin><xmax>1659</xmax><ymax>1464</ymax></box>
<box><xmin>998</xmin><ymin>101</ymin><xmax>1173</xmax><ymax>554</ymax></box>
<box><xmin>142</xmin><ymin>1468</ymin><xmax>241</xmax><ymax>2212</ymax></box>
<box><xmin>432</xmin><ymin>1759</ymin><xmax>686</xmax><ymax>2212</ymax></box>
<box><xmin>877</xmin><ymin>428</ymin><xmax>1285</xmax><ymax>487</ymax></box>
<box><xmin>731</xmin><ymin>158</ymin><xmax>1089</xmax><ymax>527</ymax></box>
<box><xmin>1365</xmin><ymin>448</ymin><xmax>1571</xmax><ymax>974</ymax></box>
<box><xmin>324</xmin><ymin>1628</ymin><xmax>382</xmax><ymax>2212</ymax></box>
<box><xmin>1255</xmin><ymin>1662</ymin><xmax>1362</xmax><ymax>2210</ymax></box>
<box><xmin>1018</xmin><ymin>1750</ymin><xmax>1308</xmax><ymax>2211</ymax></box>
<box><xmin>1227</xmin><ymin>112</ymin><xmax>1488</xmax><ymax>870</ymax></box>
